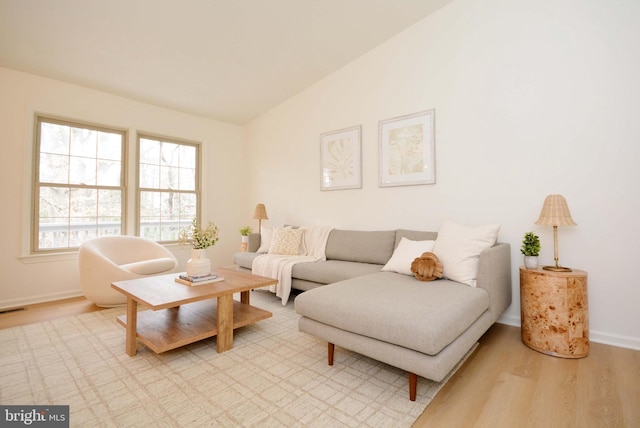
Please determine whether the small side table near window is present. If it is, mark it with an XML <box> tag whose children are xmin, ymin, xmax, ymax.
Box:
<box><xmin>519</xmin><ymin>267</ymin><xmax>589</xmax><ymax>358</ymax></box>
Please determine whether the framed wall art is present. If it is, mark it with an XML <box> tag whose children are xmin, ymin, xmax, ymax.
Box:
<box><xmin>320</xmin><ymin>125</ymin><xmax>362</xmax><ymax>191</ymax></box>
<box><xmin>379</xmin><ymin>109</ymin><xmax>435</xmax><ymax>187</ymax></box>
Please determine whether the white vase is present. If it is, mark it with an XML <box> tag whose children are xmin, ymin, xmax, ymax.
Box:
<box><xmin>186</xmin><ymin>248</ymin><xmax>211</xmax><ymax>277</ymax></box>
<box><xmin>524</xmin><ymin>256</ymin><xmax>538</xmax><ymax>269</ymax></box>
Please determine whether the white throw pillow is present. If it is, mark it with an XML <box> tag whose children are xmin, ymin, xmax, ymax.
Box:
<box><xmin>382</xmin><ymin>237</ymin><xmax>436</xmax><ymax>276</ymax></box>
<box><xmin>257</xmin><ymin>226</ymin><xmax>275</xmax><ymax>253</ymax></box>
<box><xmin>268</xmin><ymin>228</ymin><xmax>304</xmax><ymax>255</ymax></box>
<box><xmin>433</xmin><ymin>220</ymin><xmax>500</xmax><ymax>287</ymax></box>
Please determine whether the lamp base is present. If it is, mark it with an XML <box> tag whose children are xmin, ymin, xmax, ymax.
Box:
<box><xmin>543</xmin><ymin>265</ymin><xmax>572</xmax><ymax>272</ymax></box>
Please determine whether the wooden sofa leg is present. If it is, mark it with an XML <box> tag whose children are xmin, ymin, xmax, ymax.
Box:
<box><xmin>328</xmin><ymin>343</ymin><xmax>334</xmax><ymax>366</ymax></box>
<box><xmin>409</xmin><ymin>372</ymin><xmax>417</xmax><ymax>401</ymax></box>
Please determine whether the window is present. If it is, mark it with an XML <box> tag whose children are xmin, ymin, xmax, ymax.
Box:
<box><xmin>138</xmin><ymin>134</ymin><xmax>199</xmax><ymax>242</ymax></box>
<box><xmin>33</xmin><ymin>116</ymin><xmax>125</xmax><ymax>252</ymax></box>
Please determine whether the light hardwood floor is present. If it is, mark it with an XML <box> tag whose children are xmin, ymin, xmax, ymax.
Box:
<box><xmin>0</xmin><ymin>296</ymin><xmax>100</xmax><ymax>329</ymax></box>
<box><xmin>415</xmin><ymin>323</ymin><xmax>639</xmax><ymax>427</ymax></box>
<box><xmin>2</xmin><ymin>298</ymin><xmax>638</xmax><ymax>427</ymax></box>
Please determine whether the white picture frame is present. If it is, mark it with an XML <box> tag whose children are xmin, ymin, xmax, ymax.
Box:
<box><xmin>320</xmin><ymin>125</ymin><xmax>362</xmax><ymax>191</ymax></box>
<box><xmin>379</xmin><ymin>109</ymin><xmax>435</xmax><ymax>187</ymax></box>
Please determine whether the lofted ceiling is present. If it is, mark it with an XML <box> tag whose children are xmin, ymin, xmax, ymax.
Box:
<box><xmin>0</xmin><ymin>0</ymin><xmax>453</xmax><ymax>124</ymax></box>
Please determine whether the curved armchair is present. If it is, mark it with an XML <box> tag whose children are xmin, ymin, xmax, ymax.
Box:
<box><xmin>78</xmin><ymin>236</ymin><xmax>178</xmax><ymax>307</ymax></box>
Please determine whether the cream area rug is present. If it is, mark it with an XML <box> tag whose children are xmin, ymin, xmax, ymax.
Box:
<box><xmin>0</xmin><ymin>290</ymin><xmax>472</xmax><ymax>427</ymax></box>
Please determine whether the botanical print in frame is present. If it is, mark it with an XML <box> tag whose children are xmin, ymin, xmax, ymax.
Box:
<box><xmin>320</xmin><ymin>125</ymin><xmax>362</xmax><ymax>191</ymax></box>
<box><xmin>379</xmin><ymin>109</ymin><xmax>435</xmax><ymax>187</ymax></box>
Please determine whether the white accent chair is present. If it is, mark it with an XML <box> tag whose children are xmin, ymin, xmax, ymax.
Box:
<box><xmin>78</xmin><ymin>236</ymin><xmax>178</xmax><ymax>307</ymax></box>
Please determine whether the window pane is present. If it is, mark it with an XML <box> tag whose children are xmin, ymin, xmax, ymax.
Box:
<box><xmin>160</xmin><ymin>191</ymin><xmax>179</xmax><ymax>219</ymax></box>
<box><xmin>70</xmin><ymin>188</ymin><xmax>97</xmax><ymax>218</ymax></box>
<box><xmin>39</xmin><ymin>153</ymin><xmax>69</xmax><ymax>184</ymax></box>
<box><xmin>161</xmin><ymin>142</ymin><xmax>180</xmax><ymax>167</ymax></box>
<box><xmin>39</xmin><ymin>186</ymin><xmax>70</xmax><ymax>249</ymax></box>
<box><xmin>97</xmin><ymin>159</ymin><xmax>121</xmax><ymax>186</ymax></box>
<box><xmin>38</xmin><ymin>217</ymin><xmax>70</xmax><ymax>249</ymax></box>
<box><xmin>140</xmin><ymin>191</ymin><xmax>161</xmax><ymax>218</ymax></box>
<box><xmin>160</xmin><ymin>165</ymin><xmax>179</xmax><ymax>189</ymax></box>
<box><xmin>70</xmin><ymin>127</ymin><xmax>97</xmax><ymax>158</ymax></box>
<box><xmin>179</xmin><ymin>193</ymin><xmax>197</xmax><ymax>219</ymax></box>
<box><xmin>140</xmin><ymin>138</ymin><xmax>160</xmax><ymax>164</ymax></box>
<box><xmin>140</xmin><ymin>163</ymin><xmax>159</xmax><ymax>188</ymax></box>
<box><xmin>180</xmin><ymin>145</ymin><xmax>196</xmax><ymax>169</ymax></box>
<box><xmin>39</xmin><ymin>186</ymin><xmax>70</xmax><ymax>220</ymax></box>
<box><xmin>98</xmin><ymin>132</ymin><xmax>122</xmax><ymax>161</ymax></box>
<box><xmin>69</xmin><ymin>155</ymin><xmax>97</xmax><ymax>185</ymax></box>
<box><xmin>40</xmin><ymin>122</ymin><xmax>69</xmax><ymax>155</ymax></box>
<box><xmin>98</xmin><ymin>189</ymin><xmax>122</xmax><ymax>219</ymax></box>
<box><xmin>179</xmin><ymin>167</ymin><xmax>196</xmax><ymax>190</ymax></box>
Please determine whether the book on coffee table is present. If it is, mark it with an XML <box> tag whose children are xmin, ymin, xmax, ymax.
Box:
<box><xmin>175</xmin><ymin>273</ymin><xmax>224</xmax><ymax>286</ymax></box>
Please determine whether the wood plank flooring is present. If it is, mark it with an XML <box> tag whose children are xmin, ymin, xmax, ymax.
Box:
<box><xmin>414</xmin><ymin>323</ymin><xmax>639</xmax><ymax>427</ymax></box>
<box><xmin>1</xmin><ymin>297</ymin><xmax>638</xmax><ymax>427</ymax></box>
<box><xmin>0</xmin><ymin>296</ymin><xmax>100</xmax><ymax>329</ymax></box>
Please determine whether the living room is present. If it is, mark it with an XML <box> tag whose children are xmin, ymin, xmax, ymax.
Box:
<box><xmin>1</xmin><ymin>0</ymin><xmax>638</xmax><ymax>426</ymax></box>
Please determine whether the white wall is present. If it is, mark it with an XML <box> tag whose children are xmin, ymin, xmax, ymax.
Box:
<box><xmin>0</xmin><ymin>67</ymin><xmax>246</xmax><ymax>308</ymax></box>
<box><xmin>245</xmin><ymin>0</ymin><xmax>640</xmax><ymax>349</ymax></box>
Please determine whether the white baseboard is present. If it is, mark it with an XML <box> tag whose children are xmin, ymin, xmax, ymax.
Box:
<box><xmin>496</xmin><ymin>315</ymin><xmax>640</xmax><ymax>351</ymax></box>
<box><xmin>589</xmin><ymin>330</ymin><xmax>640</xmax><ymax>351</ymax></box>
<box><xmin>0</xmin><ymin>290</ymin><xmax>84</xmax><ymax>311</ymax></box>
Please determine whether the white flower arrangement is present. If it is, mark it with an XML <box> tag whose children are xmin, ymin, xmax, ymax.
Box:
<box><xmin>178</xmin><ymin>218</ymin><xmax>219</xmax><ymax>249</ymax></box>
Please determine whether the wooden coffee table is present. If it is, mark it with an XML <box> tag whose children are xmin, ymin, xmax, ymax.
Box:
<box><xmin>111</xmin><ymin>268</ymin><xmax>277</xmax><ymax>356</ymax></box>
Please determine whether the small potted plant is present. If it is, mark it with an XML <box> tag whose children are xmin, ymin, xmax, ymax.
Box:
<box><xmin>179</xmin><ymin>218</ymin><xmax>219</xmax><ymax>277</ymax></box>
<box><xmin>239</xmin><ymin>226</ymin><xmax>252</xmax><ymax>252</ymax></box>
<box><xmin>521</xmin><ymin>231</ymin><xmax>541</xmax><ymax>269</ymax></box>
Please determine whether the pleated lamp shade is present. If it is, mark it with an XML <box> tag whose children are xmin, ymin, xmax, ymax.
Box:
<box><xmin>253</xmin><ymin>204</ymin><xmax>268</xmax><ymax>221</ymax></box>
<box><xmin>534</xmin><ymin>194</ymin><xmax>576</xmax><ymax>272</ymax></box>
<box><xmin>535</xmin><ymin>195</ymin><xmax>577</xmax><ymax>227</ymax></box>
<box><xmin>253</xmin><ymin>204</ymin><xmax>268</xmax><ymax>232</ymax></box>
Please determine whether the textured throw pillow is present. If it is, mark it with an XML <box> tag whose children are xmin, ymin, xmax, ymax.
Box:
<box><xmin>268</xmin><ymin>228</ymin><xmax>304</xmax><ymax>255</ymax></box>
<box><xmin>433</xmin><ymin>219</ymin><xmax>500</xmax><ymax>287</ymax></box>
<box><xmin>381</xmin><ymin>237</ymin><xmax>436</xmax><ymax>276</ymax></box>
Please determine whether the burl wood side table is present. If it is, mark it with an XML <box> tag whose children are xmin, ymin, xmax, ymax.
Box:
<box><xmin>519</xmin><ymin>267</ymin><xmax>589</xmax><ymax>358</ymax></box>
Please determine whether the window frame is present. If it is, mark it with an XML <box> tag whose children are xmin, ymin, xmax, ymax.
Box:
<box><xmin>136</xmin><ymin>132</ymin><xmax>202</xmax><ymax>244</ymax></box>
<box><xmin>32</xmin><ymin>115</ymin><xmax>128</xmax><ymax>254</ymax></box>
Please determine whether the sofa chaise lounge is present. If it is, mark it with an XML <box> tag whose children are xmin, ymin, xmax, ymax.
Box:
<box><xmin>233</xmin><ymin>225</ymin><xmax>512</xmax><ymax>400</ymax></box>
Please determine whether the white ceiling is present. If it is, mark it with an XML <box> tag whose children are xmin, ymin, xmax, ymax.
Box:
<box><xmin>0</xmin><ymin>0</ymin><xmax>452</xmax><ymax>124</ymax></box>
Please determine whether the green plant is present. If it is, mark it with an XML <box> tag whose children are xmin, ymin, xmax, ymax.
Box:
<box><xmin>521</xmin><ymin>232</ymin><xmax>541</xmax><ymax>256</ymax></box>
<box><xmin>179</xmin><ymin>218</ymin><xmax>219</xmax><ymax>249</ymax></box>
<box><xmin>239</xmin><ymin>226</ymin><xmax>252</xmax><ymax>236</ymax></box>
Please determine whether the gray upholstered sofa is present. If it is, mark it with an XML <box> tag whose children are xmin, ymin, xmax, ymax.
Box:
<box><xmin>233</xmin><ymin>228</ymin><xmax>512</xmax><ymax>400</ymax></box>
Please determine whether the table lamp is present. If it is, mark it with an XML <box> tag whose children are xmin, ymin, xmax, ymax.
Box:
<box><xmin>253</xmin><ymin>203</ymin><xmax>268</xmax><ymax>232</ymax></box>
<box><xmin>535</xmin><ymin>194</ymin><xmax>576</xmax><ymax>272</ymax></box>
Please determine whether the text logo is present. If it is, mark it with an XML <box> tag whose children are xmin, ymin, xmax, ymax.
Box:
<box><xmin>1</xmin><ymin>406</ymin><xmax>69</xmax><ymax>427</ymax></box>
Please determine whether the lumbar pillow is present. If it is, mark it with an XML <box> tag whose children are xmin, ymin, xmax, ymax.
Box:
<box><xmin>268</xmin><ymin>228</ymin><xmax>304</xmax><ymax>255</ymax></box>
<box><xmin>433</xmin><ymin>219</ymin><xmax>500</xmax><ymax>287</ymax></box>
<box><xmin>382</xmin><ymin>237</ymin><xmax>436</xmax><ymax>276</ymax></box>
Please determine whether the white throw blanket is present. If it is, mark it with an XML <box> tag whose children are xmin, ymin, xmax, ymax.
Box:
<box><xmin>252</xmin><ymin>225</ymin><xmax>333</xmax><ymax>304</ymax></box>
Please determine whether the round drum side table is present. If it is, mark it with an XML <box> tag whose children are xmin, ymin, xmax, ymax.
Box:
<box><xmin>519</xmin><ymin>266</ymin><xmax>589</xmax><ymax>358</ymax></box>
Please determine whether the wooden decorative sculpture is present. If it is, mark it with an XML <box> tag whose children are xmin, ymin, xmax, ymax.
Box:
<box><xmin>410</xmin><ymin>252</ymin><xmax>443</xmax><ymax>281</ymax></box>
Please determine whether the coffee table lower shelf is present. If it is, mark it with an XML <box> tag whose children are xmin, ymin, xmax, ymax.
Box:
<box><xmin>116</xmin><ymin>299</ymin><xmax>272</xmax><ymax>354</ymax></box>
